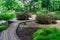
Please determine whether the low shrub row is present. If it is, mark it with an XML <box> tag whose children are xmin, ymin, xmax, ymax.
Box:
<box><xmin>16</xmin><ymin>13</ymin><xmax>57</xmax><ymax>24</ymax></box>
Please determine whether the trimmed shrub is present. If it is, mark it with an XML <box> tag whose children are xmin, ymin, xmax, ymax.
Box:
<box><xmin>36</xmin><ymin>14</ymin><xmax>57</xmax><ymax>24</ymax></box>
<box><xmin>48</xmin><ymin>14</ymin><xmax>57</xmax><ymax>20</ymax></box>
<box><xmin>16</xmin><ymin>13</ymin><xmax>31</xmax><ymax>20</ymax></box>
<box><xmin>33</xmin><ymin>27</ymin><xmax>60</xmax><ymax>40</ymax></box>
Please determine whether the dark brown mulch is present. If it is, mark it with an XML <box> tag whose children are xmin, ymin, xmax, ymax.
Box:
<box><xmin>16</xmin><ymin>27</ymin><xmax>39</xmax><ymax>40</ymax></box>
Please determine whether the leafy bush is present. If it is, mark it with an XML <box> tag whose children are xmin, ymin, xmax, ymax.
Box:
<box><xmin>36</xmin><ymin>8</ymin><xmax>48</xmax><ymax>15</ymax></box>
<box><xmin>36</xmin><ymin>14</ymin><xmax>57</xmax><ymax>24</ymax></box>
<box><xmin>48</xmin><ymin>14</ymin><xmax>57</xmax><ymax>20</ymax></box>
<box><xmin>42</xmin><ymin>0</ymin><xmax>50</xmax><ymax>8</ymax></box>
<box><xmin>0</xmin><ymin>24</ymin><xmax>8</xmax><ymax>31</ymax></box>
<box><xmin>47</xmin><ymin>11</ymin><xmax>60</xmax><ymax>20</ymax></box>
<box><xmin>16</xmin><ymin>13</ymin><xmax>30</xmax><ymax>20</ymax></box>
<box><xmin>0</xmin><ymin>10</ymin><xmax>16</xmax><ymax>20</ymax></box>
<box><xmin>54</xmin><ymin>11</ymin><xmax>60</xmax><ymax>20</ymax></box>
<box><xmin>33</xmin><ymin>27</ymin><xmax>60</xmax><ymax>40</ymax></box>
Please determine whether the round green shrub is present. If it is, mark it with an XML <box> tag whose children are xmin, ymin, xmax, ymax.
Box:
<box><xmin>33</xmin><ymin>27</ymin><xmax>60</xmax><ymax>40</ymax></box>
<box><xmin>36</xmin><ymin>14</ymin><xmax>57</xmax><ymax>24</ymax></box>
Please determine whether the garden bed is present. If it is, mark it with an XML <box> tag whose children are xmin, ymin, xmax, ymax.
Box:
<box><xmin>16</xmin><ymin>27</ymin><xmax>39</xmax><ymax>40</ymax></box>
<box><xmin>16</xmin><ymin>21</ymin><xmax>57</xmax><ymax>40</ymax></box>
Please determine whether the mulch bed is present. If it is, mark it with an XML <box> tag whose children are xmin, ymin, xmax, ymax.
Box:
<box><xmin>16</xmin><ymin>27</ymin><xmax>39</xmax><ymax>40</ymax></box>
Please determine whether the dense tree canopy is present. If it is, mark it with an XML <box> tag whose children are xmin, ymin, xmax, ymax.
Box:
<box><xmin>50</xmin><ymin>0</ymin><xmax>60</xmax><ymax>11</ymax></box>
<box><xmin>0</xmin><ymin>0</ymin><xmax>24</xmax><ymax>12</ymax></box>
<box><xmin>0</xmin><ymin>0</ymin><xmax>60</xmax><ymax>12</ymax></box>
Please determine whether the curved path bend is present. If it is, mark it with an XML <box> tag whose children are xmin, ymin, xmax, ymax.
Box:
<box><xmin>0</xmin><ymin>20</ymin><xmax>34</xmax><ymax>40</ymax></box>
<box><xmin>1</xmin><ymin>22</ymin><xmax>20</xmax><ymax>40</ymax></box>
<box><xmin>1</xmin><ymin>20</ymin><xmax>60</xmax><ymax>40</ymax></box>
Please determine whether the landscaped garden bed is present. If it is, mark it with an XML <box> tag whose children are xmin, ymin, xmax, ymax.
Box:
<box><xmin>16</xmin><ymin>20</ymin><xmax>60</xmax><ymax>40</ymax></box>
<box><xmin>1</xmin><ymin>0</ymin><xmax>60</xmax><ymax>40</ymax></box>
<box><xmin>16</xmin><ymin>11</ymin><xmax>59</xmax><ymax>40</ymax></box>
<box><xmin>16</xmin><ymin>21</ymin><xmax>58</xmax><ymax>40</ymax></box>
<box><xmin>16</xmin><ymin>27</ymin><xmax>39</xmax><ymax>40</ymax></box>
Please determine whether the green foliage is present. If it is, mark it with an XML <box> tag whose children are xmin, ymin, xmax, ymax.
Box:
<box><xmin>50</xmin><ymin>0</ymin><xmax>60</xmax><ymax>11</ymax></box>
<box><xmin>42</xmin><ymin>0</ymin><xmax>50</xmax><ymax>8</ymax></box>
<box><xmin>23</xmin><ymin>0</ymin><xmax>38</xmax><ymax>13</ymax></box>
<box><xmin>0</xmin><ymin>0</ymin><xmax>8</xmax><ymax>12</ymax></box>
<box><xmin>16</xmin><ymin>13</ymin><xmax>30</xmax><ymax>20</ymax></box>
<box><xmin>22</xmin><ymin>0</ymin><xmax>42</xmax><ymax>13</ymax></box>
<box><xmin>24</xmin><ymin>4</ymin><xmax>30</xmax><ymax>12</ymax></box>
<box><xmin>33</xmin><ymin>27</ymin><xmax>60</xmax><ymax>40</ymax></box>
<box><xmin>48</xmin><ymin>14</ymin><xmax>57</xmax><ymax>20</ymax></box>
<box><xmin>0</xmin><ymin>0</ymin><xmax>24</xmax><ymax>11</ymax></box>
<box><xmin>0</xmin><ymin>24</ymin><xmax>8</xmax><ymax>31</ymax></box>
<box><xmin>12</xmin><ymin>1</ymin><xmax>24</xmax><ymax>10</ymax></box>
<box><xmin>36</xmin><ymin>8</ymin><xmax>48</xmax><ymax>15</ymax></box>
<box><xmin>36</xmin><ymin>14</ymin><xmax>57</xmax><ymax>24</ymax></box>
<box><xmin>54</xmin><ymin>11</ymin><xmax>60</xmax><ymax>20</ymax></box>
<box><xmin>33</xmin><ymin>1</ymin><xmax>42</xmax><ymax>12</ymax></box>
<box><xmin>0</xmin><ymin>10</ymin><xmax>16</xmax><ymax>20</ymax></box>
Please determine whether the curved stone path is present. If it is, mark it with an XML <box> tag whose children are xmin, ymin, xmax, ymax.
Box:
<box><xmin>0</xmin><ymin>19</ymin><xmax>34</xmax><ymax>40</ymax></box>
<box><xmin>1</xmin><ymin>22</ymin><xmax>20</xmax><ymax>40</ymax></box>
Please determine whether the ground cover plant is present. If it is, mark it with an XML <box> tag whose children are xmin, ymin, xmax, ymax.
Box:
<box><xmin>33</xmin><ymin>27</ymin><xmax>60</xmax><ymax>40</ymax></box>
<box><xmin>0</xmin><ymin>24</ymin><xmax>8</xmax><ymax>31</ymax></box>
